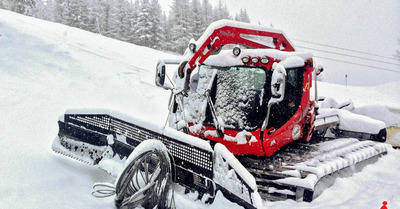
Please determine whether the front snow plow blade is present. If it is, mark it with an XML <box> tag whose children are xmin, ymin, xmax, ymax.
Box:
<box><xmin>53</xmin><ymin>119</ymin><xmax>110</xmax><ymax>165</ymax></box>
<box><xmin>53</xmin><ymin>111</ymin><xmax>263</xmax><ymax>209</ymax></box>
<box><xmin>53</xmin><ymin>114</ymin><xmax>131</xmax><ymax>167</ymax></box>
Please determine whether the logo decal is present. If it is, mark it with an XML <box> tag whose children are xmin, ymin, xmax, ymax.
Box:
<box><xmin>304</xmin><ymin>82</ymin><xmax>310</xmax><ymax>90</ymax></box>
<box><xmin>292</xmin><ymin>125</ymin><xmax>301</xmax><ymax>140</ymax></box>
<box><xmin>219</xmin><ymin>30</ymin><xmax>235</xmax><ymax>37</ymax></box>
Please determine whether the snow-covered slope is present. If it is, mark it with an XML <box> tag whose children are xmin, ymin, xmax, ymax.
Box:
<box><xmin>317</xmin><ymin>81</ymin><xmax>400</xmax><ymax>110</ymax></box>
<box><xmin>1</xmin><ymin>10</ymin><xmax>399</xmax><ymax>209</ymax></box>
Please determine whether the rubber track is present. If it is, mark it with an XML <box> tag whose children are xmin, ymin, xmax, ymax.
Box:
<box><xmin>237</xmin><ymin>137</ymin><xmax>387</xmax><ymax>202</ymax></box>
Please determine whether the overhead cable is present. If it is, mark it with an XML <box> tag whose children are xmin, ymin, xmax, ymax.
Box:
<box><xmin>296</xmin><ymin>45</ymin><xmax>400</xmax><ymax>66</ymax></box>
<box><xmin>313</xmin><ymin>55</ymin><xmax>400</xmax><ymax>74</ymax></box>
<box><xmin>293</xmin><ymin>38</ymin><xmax>398</xmax><ymax>61</ymax></box>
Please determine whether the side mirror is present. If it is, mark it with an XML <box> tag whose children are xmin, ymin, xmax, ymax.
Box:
<box><xmin>262</xmin><ymin>63</ymin><xmax>287</xmax><ymax>131</ymax></box>
<box><xmin>270</xmin><ymin>63</ymin><xmax>286</xmax><ymax>104</ymax></box>
<box><xmin>155</xmin><ymin>59</ymin><xmax>179</xmax><ymax>90</ymax></box>
<box><xmin>271</xmin><ymin>78</ymin><xmax>284</xmax><ymax>97</ymax></box>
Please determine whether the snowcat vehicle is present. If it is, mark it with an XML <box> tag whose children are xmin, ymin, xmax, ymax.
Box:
<box><xmin>53</xmin><ymin>20</ymin><xmax>389</xmax><ymax>209</ymax></box>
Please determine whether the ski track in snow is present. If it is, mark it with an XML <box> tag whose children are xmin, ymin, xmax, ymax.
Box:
<box><xmin>0</xmin><ymin>9</ymin><xmax>399</xmax><ymax>209</ymax></box>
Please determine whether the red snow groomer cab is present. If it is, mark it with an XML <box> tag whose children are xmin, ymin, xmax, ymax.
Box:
<box><xmin>158</xmin><ymin>20</ymin><xmax>315</xmax><ymax>157</ymax></box>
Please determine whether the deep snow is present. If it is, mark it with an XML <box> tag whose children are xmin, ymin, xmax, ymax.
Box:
<box><xmin>0</xmin><ymin>10</ymin><xmax>399</xmax><ymax>209</ymax></box>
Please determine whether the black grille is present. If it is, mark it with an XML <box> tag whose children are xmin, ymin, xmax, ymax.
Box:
<box><xmin>64</xmin><ymin>114</ymin><xmax>213</xmax><ymax>178</ymax></box>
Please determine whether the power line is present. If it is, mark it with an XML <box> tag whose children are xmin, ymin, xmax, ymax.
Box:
<box><xmin>296</xmin><ymin>45</ymin><xmax>400</xmax><ymax>66</ymax></box>
<box><xmin>313</xmin><ymin>55</ymin><xmax>400</xmax><ymax>74</ymax></box>
<box><xmin>292</xmin><ymin>38</ymin><xmax>398</xmax><ymax>61</ymax></box>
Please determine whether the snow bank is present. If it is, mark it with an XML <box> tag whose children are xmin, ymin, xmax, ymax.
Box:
<box><xmin>316</xmin><ymin>81</ymin><xmax>400</xmax><ymax>110</ymax></box>
<box><xmin>318</xmin><ymin>108</ymin><xmax>386</xmax><ymax>134</ymax></box>
<box><xmin>352</xmin><ymin>104</ymin><xmax>400</xmax><ymax>128</ymax></box>
<box><xmin>336</xmin><ymin>109</ymin><xmax>386</xmax><ymax>134</ymax></box>
<box><xmin>318</xmin><ymin>95</ymin><xmax>398</xmax><ymax>132</ymax></box>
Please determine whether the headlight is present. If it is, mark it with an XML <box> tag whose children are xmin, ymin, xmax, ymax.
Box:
<box><xmin>261</xmin><ymin>57</ymin><xmax>269</xmax><ymax>64</ymax></box>
<box><xmin>233</xmin><ymin>47</ymin><xmax>241</xmax><ymax>56</ymax></box>
<box><xmin>251</xmin><ymin>57</ymin><xmax>259</xmax><ymax>64</ymax></box>
<box><xmin>242</xmin><ymin>57</ymin><xmax>250</xmax><ymax>64</ymax></box>
<box><xmin>189</xmin><ymin>43</ymin><xmax>197</xmax><ymax>53</ymax></box>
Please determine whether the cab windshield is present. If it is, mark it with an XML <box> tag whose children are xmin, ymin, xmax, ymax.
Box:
<box><xmin>185</xmin><ymin>64</ymin><xmax>304</xmax><ymax>132</ymax></box>
<box><xmin>201</xmin><ymin>65</ymin><xmax>267</xmax><ymax>130</ymax></box>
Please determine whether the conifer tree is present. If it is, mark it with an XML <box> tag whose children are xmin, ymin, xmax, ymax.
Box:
<box><xmin>53</xmin><ymin>0</ymin><xmax>64</xmax><ymax>23</ymax></box>
<box><xmin>190</xmin><ymin>0</ymin><xmax>202</xmax><ymax>40</ymax></box>
<box><xmin>93</xmin><ymin>0</ymin><xmax>111</xmax><ymax>35</ymax></box>
<box><xmin>69</xmin><ymin>0</ymin><xmax>90</xmax><ymax>29</ymax></box>
<box><xmin>59</xmin><ymin>0</ymin><xmax>72</xmax><ymax>26</ymax></box>
<box><xmin>107</xmin><ymin>0</ymin><xmax>123</xmax><ymax>39</ymax></box>
<box><xmin>32</xmin><ymin>0</ymin><xmax>48</xmax><ymax>20</ymax></box>
<box><xmin>7</xmin><ymin>0</ymin><xmax>36</xmax><ymax>15</ymax></box>
<box><xmin>213</xmin><ymin>0</ymin><xmax>230</xmax><ymax>21</ymax></box>
<box><xmin>119</xmin><ymin>1</ymin><xmax>132</xmax><ymax>42</ymax></box>
<box><xmin>149</xmin><ymin>0</ymin><xmax>165</xmax><ymax>50</ymax></box>
<box><xmin>85</xmin><ymin>0</ymin><xmax>97</xmax><ymax>33</ymax></box>
<box><xmin>169</xmin><ymin>0</ymin><xmax>192</xmax><ymax>53</ymax></box>
<box><xmin>135</xmin><ymin>0</ymin><xmax>152</xmax><ymax>47</ymax></box>
<box><xmin>44</xmin><ymin>0</ymin><xmax>56</xmax><ymax>21</ymax></box>
<box><xmin>235</xmin><ymin>8</ymin><xmax>250</xmax><ymax>23</ymax></box>
<box><xmin>163</xmin><ymin>11</ymin><xmax>174</xmax><ymax>51</ymax></box>
<box><xmin>127</xmin><ymin>0</ymin><xmax>140</xmax><ymax>44</ymax></box>
<box><xmin>201</xmin><ymin>0</ymin><xmax>213</xmax><ymax>31</ymax></box>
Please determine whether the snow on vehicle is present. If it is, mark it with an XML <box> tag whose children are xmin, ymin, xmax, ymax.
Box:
<box><xmin>53</xmin><ymin>20</ymin><xmax>389</xmax><ymax>208</ymax></box>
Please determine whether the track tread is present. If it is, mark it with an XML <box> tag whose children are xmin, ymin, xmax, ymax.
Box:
<box><xmin>238</xmin><ymin>137</ymin><xmax>389</xmax><ymax>202</ymax></box>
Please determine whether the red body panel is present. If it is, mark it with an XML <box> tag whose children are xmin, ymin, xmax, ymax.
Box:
<box><xmin>187</xmin><ymin>64</ymin><xmax>314</xmax><ymax>157</ymax></box>
<box><xmin>190</xmin><ymin>127</ymin><xmax>265</xmax><ymax>156</ymax></box>
<box><xmin>182</xmin><ymin>21</ymin><xmax>315</xmax><ymax>157</ymax></box>
<box><xmin>187</xmin><ymin>25</ymin><xmax>295</xmax><ymax>72</ymax></box>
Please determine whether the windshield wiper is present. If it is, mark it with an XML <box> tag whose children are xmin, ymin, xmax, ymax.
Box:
<box><xmin>205</xmin><ymin>69</ymin><xmax>224</xmax><ymax>137</ymax></box>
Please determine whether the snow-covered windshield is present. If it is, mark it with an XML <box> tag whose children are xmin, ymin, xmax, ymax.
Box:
<box><xmin>203</xmin><ymin>65</ymin><xmax>266</xmax><ymax>130</ymax></box>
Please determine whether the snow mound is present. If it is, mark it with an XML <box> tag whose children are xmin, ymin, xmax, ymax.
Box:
<box><xmin>353</xmin><ymin>105</ymin><xmax>400</xmax><ymax>128</ymax></box>
<box><xmin>319</xmin><ymin>96</ymin><xmax>399</xmax><ymax>128</ymax></box>
<box><xmin>336</xmin><ymin>109</ymin><xmax>386</xmax><ymax>134</ymax></box>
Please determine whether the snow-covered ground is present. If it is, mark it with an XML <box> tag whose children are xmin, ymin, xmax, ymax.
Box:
<box><xmin>0</xmin><ymin>10</ymin><xmax>399</xmax><ymax>209</ymax></box>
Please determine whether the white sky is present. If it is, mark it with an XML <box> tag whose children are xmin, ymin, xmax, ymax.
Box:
<box><xmin>159</xmin><ymin>0</ymin><xmax>400</xmax><ymax>86</ymax></box>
